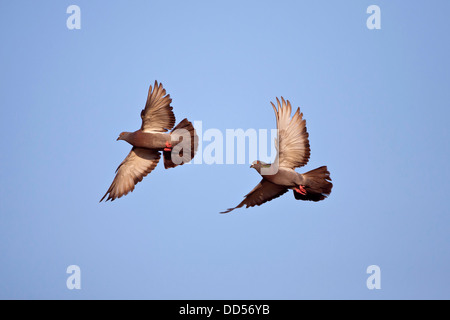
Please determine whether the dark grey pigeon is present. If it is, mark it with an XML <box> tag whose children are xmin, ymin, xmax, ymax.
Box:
<box><xmin>221</xmin><ymin>97</ymin><xmax>332</xmax><ymax>213</ymax></box>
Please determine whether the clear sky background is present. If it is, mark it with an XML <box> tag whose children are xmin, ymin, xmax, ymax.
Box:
<box><xmin>0</xmin><ymin>1</ymin><xmax>449</xmax><ymax>299</ymax></box>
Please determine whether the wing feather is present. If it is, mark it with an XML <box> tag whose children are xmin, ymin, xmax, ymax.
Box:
<box><xmin>100</xmin><ymin>148</ymin><xmax>160</xmax><ymax>202</ymax></box>
<box><xmin>272</xmin><ymin>97</ymin><xmax>310</xmax><ymax>169</ymax></box>
<box><xmin>140</xmin><ymin>81</ymin><xmax>176</xmax><ymax>133</ymax></box>
<box><xmin>221</xmin><ymin>179</ymin><xmax>288</xmax><ymax>214</ymax></box>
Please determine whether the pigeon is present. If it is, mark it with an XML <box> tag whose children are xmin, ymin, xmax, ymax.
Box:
<box><xmin>221</xmin><ymin>97</ymin><xmax>332</xmax><ymax>213</ymax></box>
<box><xmin>100</xmin><ymin>81</ymin><xmax>198</xmax><ymax>202</ymax></box>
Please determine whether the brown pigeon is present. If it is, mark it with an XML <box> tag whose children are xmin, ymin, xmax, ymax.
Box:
<box><xmin>221</xmin><ymin>97</ymin><xmax>332</xmax><ymax>213</ymax></box>
<box><xmin>100</xmin><ymin>81</ymin><xmax>198</xmax><ymax>202</ymax></box>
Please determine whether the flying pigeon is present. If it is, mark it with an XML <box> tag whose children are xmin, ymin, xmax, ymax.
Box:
<box><xmin>100</xmin><ymin>81</ymin><xmax>198</xmax><ymax>202</ymax></box>
<box><xmin>221</xmin><ymin>97</ymin><xmax>332</xmax><ymax>213</ymax></box>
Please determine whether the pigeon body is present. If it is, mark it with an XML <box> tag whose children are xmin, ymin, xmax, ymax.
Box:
<box><xmin>118</xmin><ymin>131</ymin><xmax>172</xmax><ymax>150</ymax></box>
<box><xmin>100</xmin><ymin>81</ymin><xmax>198</xmax><ymax>202</ymax></box>
<box><xmin>251</xmin><ymin>162</ymin><xmax>305</xmax><ymax>187</ymax></box>
<box><xmin>221</xmin><ymin>97</ymin><xmax>332</xmax><ymax>213</ymax></box>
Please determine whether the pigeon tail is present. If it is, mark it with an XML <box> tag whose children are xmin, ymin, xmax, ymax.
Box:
<box><xmin>163</xmin><ymin>118</ymin><xmax>198</xmax><ymax>169</ymax></box>
<box><xmin>293</xmin><ymin>166</ymin><xmax>332</xmax><ymax>201</ymax></box>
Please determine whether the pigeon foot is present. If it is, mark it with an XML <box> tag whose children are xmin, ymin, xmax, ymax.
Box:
<box><xmin>294</xmin><ymin>185</ymin><xmax>307</xmax><ymax>195</ymax></box>
<box><xmin>164</xmin><ymin>142</ymin><xmax>172</xmax><ymax>152</ymax></box>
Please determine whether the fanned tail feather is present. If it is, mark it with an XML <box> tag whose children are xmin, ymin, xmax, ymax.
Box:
<box><xmin>293</xmin><ymin>166</ymin><xmax>332</xmax><ymax>201</ymax></box>
<box><xmin>163</xmin><ymin>118</ymin><xmax>198</xmax><ymax>169</ymax></box>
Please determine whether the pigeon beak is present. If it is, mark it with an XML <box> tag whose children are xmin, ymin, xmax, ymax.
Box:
<box><xmin>116</xmin><ymin>137</ymin><xmax>120</xmax><ymax>141</ymax></box>
<box><xmin>250</xmin><ymin>164</ymin><xmax>253</xmax><ymax>168</ymax></box>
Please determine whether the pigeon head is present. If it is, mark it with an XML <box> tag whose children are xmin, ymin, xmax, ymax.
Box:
<box><xmin>250</xmin><ymin>160</ymin><xmax>271</xmax><ymax>172</ymax></box>
<box><xmin>117</xmin><ymin>132</ymin><xmax>131</xmax><ymax>141</ymax></box>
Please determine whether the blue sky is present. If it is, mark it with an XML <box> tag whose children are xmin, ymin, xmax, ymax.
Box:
<box><xmin>0</xmin><ymin>1</ymin><xmax>449</xmax><ymax>299</ymax></box>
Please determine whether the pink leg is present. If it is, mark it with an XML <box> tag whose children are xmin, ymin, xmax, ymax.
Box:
<box><xmin>294</xmin><ymin>185</ymin><xmax>307</xmax><ymax>195</ymax></box>
<box><xmin>164</xmin><ymin>141</ymin><xmax>172</xmax><ymax>152</ymax></box>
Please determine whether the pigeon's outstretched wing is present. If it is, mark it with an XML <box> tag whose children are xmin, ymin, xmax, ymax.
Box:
<box><xmin>221</xmin><ymin>179</ymin><xmax>288</xmax><ymax>214</ymax></box>
<box><xmin>100</xmin><ymin>148</ymin><xmax>160</xmax><ymax>202</ymax></box>
<box><xmin>272</xmin><ymin>97</ymin><xmax>310</xmax><ymax>169</ymax></box>
<box><xmin>140</xmin><ymin>81</ymin><xmax>176</xmax><ymax>133</ymax></box>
